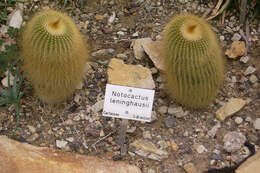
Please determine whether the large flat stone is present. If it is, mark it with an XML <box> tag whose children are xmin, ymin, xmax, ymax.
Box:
<box><xmin>236</xmin><ymin>150</ymin><xmax>260</xmax><ymax>173</ymax></box>
<box><xmin>142</xmin><ymin>40</ymin><xmax>166</xmax><ymax>71</ymax></box>
<box><xmin>0</xmin><ymin>136</ymin><xmax>141</xmax><ymax>173</ymax></box>
<box><xmin>131</xmin><ymin>38</ymin><xmax>152</xmax><ymax>60</ymax></box>
<box><xmin>107</xmin><ymin>58</ymin><xmax>155</xmax><ymax>89</ymax></box>
<box><xmin>216</xmin><ymin>98</ymin><xmax>246</xmax><ymax>121</ymax></box>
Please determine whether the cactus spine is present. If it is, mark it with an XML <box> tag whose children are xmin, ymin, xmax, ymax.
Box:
<box><xmin>163</xmin><ymin>14</ymin><xmax>224</xmax><ymax>108</ymax></box>
<box><xmin>22</xmin><ymin>10</ymin><xmax>88</xmax><ymax>103</ymax></box>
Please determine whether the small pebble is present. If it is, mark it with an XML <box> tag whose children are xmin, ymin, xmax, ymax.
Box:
<box><xmin>235</xmin><ymin>117</ymin><xmax>243</xmax><ymax>124</ymax></box>
<box><xmin>183</xmin><ymin>163</ymin><xmax>196</xmax><ymax>173</ymax></box>
<box><xmin>143</xmin><ymin>131</ymin><xmax>152</xmax><ymax>139</ymax></box>
<box><xmin>147</xmin><ymin>169</ymin><xmax>156</xmax><ymax>173</ymax></box>
<box><xmin>223</xmin><ymin>131</ymin><xmax>246</xmax><ymax>153</ymax></box>
<box><xmin>132</xmin><ymin>32</ymin><xmax>139</xmax><ymax>37</ymax></box>
<box><xmin>245</xmin><ymin>116</ymin><xmax>252</xmax><ymax>122</ymax></box>
<box><xmin>231</xmin><ymin>33</ymin><xmax>241</xmax><ymax>41</ymax></box>
<box><xmin>219</xmin><ymin>35</ymin><xmax>225</xmax><ymax>41</ymax></box>
<box><xmin>158</xmin><ymin>106</ymin><xmax>168</xmax><ymax>114</ymax></box>
<box><xmin>240</xmin><ymin>56</ymin><xmax>249</xmax><ymax>63</ymax></box>
<box><xmin>249</xmin><ymin>75</ymin><xmax>258</xmax><ymax>83</ymax></box>
<box><xmin>254</xmin><ymin>118</ymin><xmax>260</xmax><ymax>130</ymax></box>
<box><xmin>195</xmin><ymin>144</ymin><xmax>207</xmax><ymax>154</ymax></box>
<box><xmin>231</xmin><ymin>76</ymin><xmax>237</xmax><ymax>83</ymax></box>
<box><xmin>117</xmin><ymin>31</ymin><xmax>125</xmax><ymax>36</ymax></box>
<box><xmin>116</xmin><ymin>53</ymin><xmax>127</xmax><ymax>59</ymax></box>
<box><xmin>56</xmin><ymin>140</ymin><xmax>68</xmax><ymax>149</ymax></box>
<box><xmin>243</xmin><ymin>66</ymin><xmax>256</xmax><ymax>76</ymax></box>
<box><xmin>66</xmin><ymin>137</ymin><xmax>74</xmax><ymax>143</ymax></box>
<box><xmin>164</xmin><ymin>116</ymin><xmax>175</xmax><ymax>128</ymax></box>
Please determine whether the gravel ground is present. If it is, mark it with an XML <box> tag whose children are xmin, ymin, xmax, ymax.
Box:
<box><xmin>0</xmin><ymin>0</ymin><xmax>260</xmax><ymax>172</ymax></box>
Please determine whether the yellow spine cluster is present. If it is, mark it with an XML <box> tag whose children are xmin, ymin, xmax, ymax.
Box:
<box><xmin>163</xmin><ymin>14</ymin><xmax>224</xmax><ymax>108</ymax></box>
<box><xmin>22</xmin><ymin>10</ymin><xmax>88</xmax><ymax>103</ymax></box>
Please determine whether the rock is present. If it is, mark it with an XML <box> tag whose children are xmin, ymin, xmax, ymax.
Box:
<box><xmin>253</xmin><ymin>118</ymin><xmax>260</xmax><ymax>130</ymax></box>
<box><xmin>183</xmin><ymin>163</ymin><xmax>196</xmax><ymax>173</ymax></box>
<box><xmin>223</xmin><ymin>131</ymin><xmax>246</xmax><ymax>153</ymax></box>
<box><xmin>164</xmin><ymin>116</ymin><xmax>175</xmax><ymax>128</ymax></box>
<box><xmin>236</xmin><ymin>150</ymin><xmax>260</xmax><ymax>173</ymax></box>
<box><xmin>143</xmin><ymin>131</ymin><xmax>152</xmax><ymax>139</ymax></box>
<box><xmin>117</xmin><ymin>31</ymin><xmax>125</xmax><ymax>36</ymax></box>
<box><xmin>225</xmin><ymin>41</ymin><xmax>246</xmax><ymax>59</ymax></box>
<box><xmin>91</xmin><ymin>48</ymin><xmax>115</xmax><ymax>57</ymax></box>
<box><xmin>73</xmin><ymin>115</ymin><xmax>81</xmax><ymax>121</ymax></box>
<box><xmin>240</xmin><ymin>56</ymin><xmax>249</xmax><ymax>63</ymax></box>
<box><xmin>56</xmin><ymin>140</ymin><xmax>68</xmax><ymax>149</ymax></box>
<box><xmin>243</xmin><ymin>66</ymin><xmax>256</xmax><ymax>76</ymax></box>
<box><xmin>107</xmin><ymin>58</ymin><xmax>155</xmax><ymax>89</ymax></box>
<box><xmin>207</xmin><ymin>122</ymin><xmax>221</xmax><ymax>138</ymax></box>
<box><xmin>26</xmin><ymin>133</ymin><xmax>39</xmax><ymax>143</ymax></box>
<box><xmin>95</xmin><ymin>14</ymin><xmax>105</xmax><ymax>20</ymax></box>
<box><xmin>27</xmin><ymin>125</ymin><xmax>36</xmax><ymax>133</ymax></box>
<box><xmin>194</xmin><ymin>144</ymin><xmax>207</xmax><ymax>154</ymax></box>
<box><xmin>8</xmin><ymin>9</ymin><xmax>23</xmax><ymax>28</ymax></box>
<box><xmin>0</xmin><ymin>25</ymin><xmax>8</xmax><ymax>35</ymax></box>
<box><xmin>1</xmin><ymin>72</ymin><xmax>15</xmax><ymax>87</ymax></box>
<box><xmin>168</xmin><ymin>106</ymin><xmax>187</xmax><ymax>118</ymax></box>
<box><xmin>0</xmin><ymin>136</ymin><xmax>141</xmax><ymax>173</ymax></box>
<box><xmin>249</xmin><ymin>75</ymin><xmax>258</xmax><ymax>83</ymax></box>
<box><xmin>231</xmin><ymin>76</ymin><xmax>237</xmax><ymax>83</ymax></box>
<box><xmin>108</xmin><ymin>12</ymin><xmax>116</xmax><ymax>24</ymax></box>
<box><xmin>132</xmin><ymin>32</ymin><xmax>139</xmax><ymax>37</ymax></box>
<box><xmin>231</xmin><ymin>33</ymin><xmax>241</xmax><ymax>41</ymax></box>
<box><xmin>216</xmin><ymin>98</ymin><xmax>246</xmax><ymax>121</ymax></box>
<box><xmin>130</xmin><ymin>139</ymin><xmax>168</xmax><ymax>161</ymax></box>
<box><xmin>66</xmin><ymin>137</ymin><xmax>74</xmax><ymax>143</ymax></box>
<box><xmin>170</xmin><ymin>140</ymin><xmax>179</xmax><ymax>151</ymax></box>
<box><xmin>142</xmin><ymin>40</ymin><xmax>166</xmax><ymax>71</ymax></box>
<box><xmin>91</xmin><ymin>99</ymin><xmax>104</xmax><ymax>113</ymax></box>
<box><xmin>116</xmin><ymin>53</ymin><xmax>127</xmax><ymax>59</ymax></box>
<box><xmin>147</xmin><ymin>169</ymin><xmax>156</xmax><ymax>173</ymax></box>
<box><xmin>126</xmin><ymin>126</ymin><xmax>136</xmax><ymax>133</ymax></box>
<box><xmin>235</xmin><ymin>117</ymin><xmax>243</xmax><ymax>124</ymax></box>
<box><xmin>131</xmin><ymin>38</ymin><xmax>152</xmax><ymax>60</ymax></box>
<box><xmin>219</xmin><ymin>35</ymin><xmax>225</xmax><ymax>41</ymax></box>
<box><xmin>151</xmin><ymin>111</ymin><xmax>157</xmax><ymax>122</ymax></box>
<box><xmin>158</xmin><ymin>106</ymin><xmax>168</xmax><ymax>114</ymax></box>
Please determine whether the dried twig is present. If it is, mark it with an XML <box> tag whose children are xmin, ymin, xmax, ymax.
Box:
<box><xmin>207</xmin><ymin>0</ymin><xmax>231</xmax><ymax>20</ymax></box>
<box><xmin>91</xmin><ymin>131</ymin><xmax>115</xmax><ymax>150</ymax></box>
<box><xmin>239</xmin><ymin>20</ymin><xmax>250</xmax><ymax>55</ymax></box>
<box><xmin>239</xmin><ymin>0</ymin><xmax>247</xmax><ymax>25</ymax></box>
<box><xmin>212</xmin><ymin>0</ymin><xmax>224</xmax><ymax>15</ymax></box>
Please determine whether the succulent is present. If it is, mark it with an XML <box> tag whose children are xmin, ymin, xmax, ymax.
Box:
<box><xmin>22</xmin><ymin>10</ymin><xmax>88</xmax><ymax>103</ymax></box>
<box><xmin>163</xmin><ymin>14</ymin><xmax>224</xmax><ymax>108</ymax></box>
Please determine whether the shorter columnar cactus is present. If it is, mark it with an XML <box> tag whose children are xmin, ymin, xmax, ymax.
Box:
<box><xmin>22</xmin><ymin>10</ymin><xmax>88</xmax><ymax>103</ymax></box>
<box><xmin>163</xmin><ymin>14</ymin><xmax>224</xmax><ymax>108</ymax></box>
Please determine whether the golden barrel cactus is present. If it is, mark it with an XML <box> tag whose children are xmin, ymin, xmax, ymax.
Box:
<box><xmin>22</xmin><ymin>10</ymin><xmax>88</xmax><ymax>103</ymax></box>
<box><xmin>163</xmin><ymin>14</ymin><xmax>224</xmax><ymax>108</ymax></box>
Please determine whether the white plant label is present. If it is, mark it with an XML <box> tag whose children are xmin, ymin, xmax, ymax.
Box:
<box><xmin>102</xmin><ymin>84</ymin><xmax>155</xmax><ymax>122</ymax></box>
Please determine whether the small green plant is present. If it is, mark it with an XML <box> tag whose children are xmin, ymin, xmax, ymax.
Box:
<box><xmin>0</xmin><ymin>27</ymin><xmax>20</xmax><ymax>76</ymax></box>
<box><xmin>0</xmin><ymin>64</ymin><xmax>25</xmax><ymax>130</ymax></box>
<box><xmin>163</xmin><ymin>14</ymin><xmax>224</xmax><ymax>108</ymax></box>
<box><xmin>22</xmin><ymin>10</ymin><xmax>88</xmax><ymax>104</ymax></box>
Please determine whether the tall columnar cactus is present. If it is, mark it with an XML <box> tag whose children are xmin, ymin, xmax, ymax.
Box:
<box><xmin>163</xmin><ymin>14</ymin><xmax>224</xmax><ymax>108</ymax></box>
<box><xmin>22</xmin><ymin>10</ymin><xmax>88</xmax><ymax>103</ymax></box>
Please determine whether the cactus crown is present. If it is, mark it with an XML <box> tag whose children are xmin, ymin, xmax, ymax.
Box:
<box><xmin>26</xmin><ymin>10</ymin><xmax>78</xmax><ymax>59</ymax></box>
<box><xmin>163</xmin><ymin>14</ymin><xmax>224</xmax><ymax>108</ymax></box>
